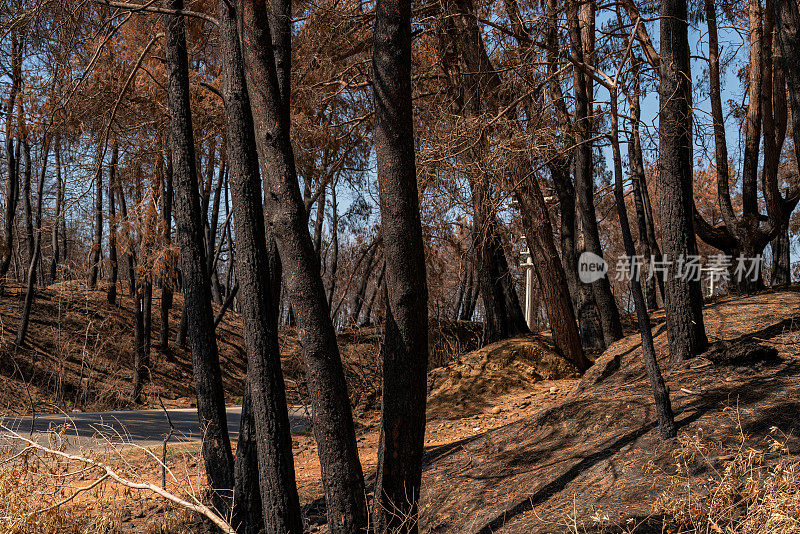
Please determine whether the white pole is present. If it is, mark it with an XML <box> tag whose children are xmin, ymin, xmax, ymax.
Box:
<box><xmin>520</xmin><ymin>251</ymin><xmax>535</xmax><ymax>330</ymax></box>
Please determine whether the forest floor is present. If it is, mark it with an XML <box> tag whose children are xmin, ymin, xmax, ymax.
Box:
<box><xmin>2</xmin><ymin>285</ymin><xmax>800</xmax><ymax>532</ymax></box>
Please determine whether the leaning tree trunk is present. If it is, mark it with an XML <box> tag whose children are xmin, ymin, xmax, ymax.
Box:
<box><xmin>659</xmin><ymin>0</ymin><xmax>709</xmax><ymax>366</ymax></box>
<box><xmin>371</xmin><ymin>0</ymin><xmax>429</xmax><ymax>528</ymax></box>
<box><xmin>218</xmin><ymin>0</ymin><xmax>303</xmax><ymax>529</ymax></box>
<box><xmin>514</xmin><ymin>169</ymin><xmax>588</xmax><ymax>371</ymax></box>
<box><xmin>163</xmin><ymin>0</ymin><xmax>234</xmax><ymax>515</ymax></box>
<box><xmin>609</xmin><ymin>88</ymin><xmax>676</xmax><ymax>439</ymax></box>
<box><xmin>629</xmin><ymin>63</ymin><xmax>662</xmax><ymax>307</ymax></box>
<box><xmin>238</xmin><ymin>0</ymin><xmax>367</xmax><ymax>529</ymax></box>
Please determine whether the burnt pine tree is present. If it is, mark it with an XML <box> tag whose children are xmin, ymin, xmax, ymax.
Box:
<box><xmin>88</xmin><ymin>144</ymin><xmax>103</xmax><ymax>289</ymax></box>
<box><xmin>372</xmin><ymin>0</ymin><xmax>429</xmax><ymax>528</ymax></box>
<box><xmin>107</xmin><ymin>140</ymin><xmax>119</xmax><ymax>306</ymax></box>
<box><xmin>158</xmin><ymin>140</ymin><xmax>174</xmax><ymax>351</ymax></box>
<box><xmin>16</xmin><ymin>134</ymin><xmax>50</xmax><ymax>347</ymax></box>
<box><xmin>659</xmin><ymin>0</ymin><xmax>708</xmax><ymax>365</ymax></box>
<box><xmin>217</xmin><ymin>0</ymin><xmax>303</xmax><ymax>530</ymax></box>
<box><xmin>50</xmin><ymin>135</ymin><xmax>64</xmax><ymax>282</ymax></box>
<box><xmin>567</xmin><ymin>0</ymin><xmax>623</xmax><ymax>346</ymax></box>
<box><xmin>609</xmin><ymin>86</ymin><xmax>676</xmax><ymax>439</ymax></box>
<box><xmin>163</xmin><ymin>0</ymin><xmax>234</xmax><ymax>515</ymax></box>
<box><xmin>237</xmin><ymin>0</ymin><xmax>368</xmax><ymax>530</ymax></box>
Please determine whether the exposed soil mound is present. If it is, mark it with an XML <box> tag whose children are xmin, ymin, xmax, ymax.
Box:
<box><xmin>426</xmin><ymin>334</ymin><xmax>579</xmax><ymax>419</ymax></box>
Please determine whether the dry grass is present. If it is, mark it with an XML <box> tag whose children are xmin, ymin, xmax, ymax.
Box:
<box><xmin>0</xmin><ymin>427</ymin><xmax>216</xmax><ymax>534</ymax></box>
<box><xmin>655</xmin><ymin>422</ymin><xmax>800</xmax><ymax>534</ymax></box>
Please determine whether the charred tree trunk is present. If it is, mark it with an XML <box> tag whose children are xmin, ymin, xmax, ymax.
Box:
<box><xmin>567</xmin><ymin>0</ymin><xmax>623</xmax><ymax>346</ymax></box>
<box><xmin>88</xmin><ymin>146</ymin><xmax>103</xmax><ymax>289</ymax></box>
<box><xmin>238</xmin><ymin>0</ymin><xmax>367</xmax><ymax>529</ymax></box>
<box><xmin>514</xmin><ymin>171</ymin><xmax>589</xmax><ymax>371</ymax></box>
<box><xmin>176</xmin><ymin>303</ymin><xmax>188</xmax><ymax>348</ymax></box>
<box><xmin>349</xmin><ymin>240</ymin><xmax>378</xmax><ymax>325</ymax></box>
<box><xmin>363</xmin><ymin>261</ymin><xmax>386</xmax><ymax>326</ymax></box>
<box><xmin>51</xmin><ymin>137</ymin><xmax>64</xmax><ymax>282</ymax></box>
<box><xmin>659</xmin><ymin>0</ymin><xmax>709</xmax><ymax>365</ymax></box>
<box><xmin>116</xmin><ymin>181</ymin><xmax>137</xmax><ymax>299</ymax></box>
<box><xmin>164</xmin><ymin>0</ymin><xmax>234</xmax><ymax>514</ymax></box>
<box><xmin>21</xmin><ymin>140</ymin><xmax>34</xmax><ymax>267</ymax></box>
<box><xmin>159</xmin><ymin>143</ymin><xmax>174</xmax><ymax>351</ymax></box>
<box><xmin>1</xmin><ymin>135</ymin><xmax>19</xmax><ymax>281</ymax></box>
<box><xmin>1</xmin><ymin>32</ymin><xmax>21</xmax><ymax>282</ymax></box>
<box><xmin>629</xmin><ymin>63</ymin><xmax>662</xmax><ymax>308</ymax></box>
<box><xmin>771</xmin><ymin>221</ymin><xmax>791</xmax><ymax>285</ymax></box>
<box><xmin>549</xmin><ymin>162</ymin><xmax>604</xmax><ymax>350</ymax></box>
<box><xmin>372</xmin><ymin>0</ymin><xmax>429</xmax><ymax>528</ymax></box>
<box><xmin>16</xmin><ymin>136</ymin><xmax>49</xmax><ymax>347</ymax></box>
<box><xmin>107</xmin><ymin>141</ymin><xmax>119</xmax><ymax>305</ymax></box>
<box><xmin>609</xmin><ymin>89</ymin><xmax>676</xmax><ymax>438</ymax></box>
<box><xmin>220</xmin><ymin>0</ymin><xmax>303</xmax><ymax>527</ymax></box>
<box><xmin>775</xmin><ymin>0</ymin><xmax>800</xmax><ymax>171</ymax></box>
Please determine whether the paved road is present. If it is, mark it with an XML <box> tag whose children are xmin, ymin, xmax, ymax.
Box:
<box><xmin>0</xmin><ymin>406</ymin><xmax>311</xmax><ymax>451</ymax></box>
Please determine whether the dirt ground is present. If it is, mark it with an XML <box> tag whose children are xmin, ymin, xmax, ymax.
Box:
<box><xmin>4</xmin><ymin>286</ymin><xmax>800</xmax><ymax>533</ymax></box>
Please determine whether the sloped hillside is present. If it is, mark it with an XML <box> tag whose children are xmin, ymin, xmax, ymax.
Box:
<box><xmin>0</xmin><ymin>283</ymin><xmax>484</xmax><ymax>415</ymax></box>
<box><xmin>417</xmin><ymin>288</ymin><xmax>800</xmax><ymax>533</ymax></box>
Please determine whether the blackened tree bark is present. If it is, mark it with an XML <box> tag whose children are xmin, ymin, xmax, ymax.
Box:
<box><xmin>21</xmin><ymin>140</ymin><xmax>34</xmax><ymax>267</ymax></box>
<box><xmin>1</xmin><ymin>135</ymin><xmax>18</xmax><ymax>281</ymax></box>
<box><xmin>473</xmin><ymin>189</ymin><xmax>529</xmax><ymax>342</ymax></box>
<box><xmin>514</xmin><ymin>169</ymin><xmax>588</xmax><ymax>371</ymax></box>
<box><xmin>218</xmin><ymin>0</ymin><xmax>303</xmax><ymax>528</ymax></box>
<box><xmin>775</xmin><ymin>0</ymin><xmax>800</xmax><ymax>168</ymax></box>
<box><xmin>1</xmin><ymin>31</ymin><xmax>21</xmax><ymax>281</ymax></box>
<box><xmin>628</xmin><ymin>61</ymin><xmax>662</xmax><ymax>307</ymax></box>
<box><xmin>349</xmin><ymin>239</ymin><xmax>378</xmax><ymax>324</ymax></box>
<box><xmin>363</xmin><ymin>261</ymin><xmax>386</xmax><ymax>325</ymax></box>
<box><xmin>16</xmin><ymin>135</ymin><xmax>49</xmax><ymax>347</ymax></box>
<box><xmin>659</xmin><ymin>0</ymin><xmax>709</xmax><ymax>365</ymax></box>
<box><xmin>772</xmin><ymin>0</ymin><xmax>800</xmax><ymax>280</ymax></box>
<box><xmin>609</xmin><ymin>87</ymin><xmax>676</xmax><ymax>438</ymax></box>
<box><xmin>164</xmin><ymin>0</ymin><xmax>234</xmax><ymax>515</ymax></box>
<box><xmin>459</xmin><ymin>264</ymin><xmax>479</xmax><ymax>321</ymax></box>
<box><xmin>116</xmin><ymin>181</ymin><xmax>137</xmax><ymax>299</ymax></box>
<box><xmin>107</xmin><ymin>140</ymin><xmax>119</xmax><ymax>305</ymax></box>
<box><xmin>238</xmin><ymin>0</ymin><xmax>368</xmax><ymax>530</ymax></box>
<box><xmin>159</xmin><ymin>143</ymin><xmax>174</xmax><ymax>350</ymax></box>
<box><xmin>695</xmin><ymin>0</ymin><xmax>795</xmax><ymax>293</ymax></box>
<box><xmin>567</xmin><ymin>0</ymin><xmax>623</xmax><ymax>346</ymax></box>
<box><xmin>549</xmin><ymin>162</ymin><xmax>604</xmax><ymax>350</ymax></box>
<box><xmin>372</xmin><ymin>0</ymin><xmax>429</xmax><ymax>528</ymax></box>
<box><xmin>539</xmin><ymin>0</ymin><xmax>605</xmax><ymax>349</ymax></box>
<box><xmin>771</xmin><ymin>222</ymin><xmax>791</xmax><ymax>285</ymax></box>
<box><xmin>88</xmin><ymin>145</ymin><xmax>103</xmax><ymax>289</ymax></box>
<box><xmin>51</xmin><ymin>136</ymin><xmax>64</xmax><ymax>283</ymax></box>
